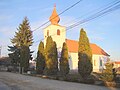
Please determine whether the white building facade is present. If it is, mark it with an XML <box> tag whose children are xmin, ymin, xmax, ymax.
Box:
<box><xmin>43</xmin><ymin>5</ymin><xmax>110</xmax><ymax>72</ymax></box>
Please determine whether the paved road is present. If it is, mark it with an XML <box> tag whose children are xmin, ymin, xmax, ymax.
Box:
<box><xmin>0</xmin><ymin>81</ymin><xmax>10</xmax><ymax>90</ymax></box>
<box><xmin>0</xmin><ymin>72</ymin><xmax>118</xmax><ymax>90</ymax></box>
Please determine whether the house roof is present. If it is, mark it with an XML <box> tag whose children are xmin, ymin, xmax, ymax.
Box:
<box><xmin>66</xmin><ymin>39</ymin><xmax>110</xmax><ymax>56</ymax></box>
<box><xmin>114</xmin><ymin>62</ymin><xmax>120</xmax><ymax>64</ymax></box>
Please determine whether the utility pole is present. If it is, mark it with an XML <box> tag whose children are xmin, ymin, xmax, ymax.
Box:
<box><xmin>0</xmin><ymin>46</ymin><xmax>1</xmax><ymax>58</ymax></box>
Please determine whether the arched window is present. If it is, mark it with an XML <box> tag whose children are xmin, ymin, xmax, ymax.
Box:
<box><xmin>100</xmin><ymin>59</ymin><xmax>102</xmax><ymax>66</ymax></box>
<box><xmin>94</xmin><ymin>60</ymin><xmax>96</xmax><ymax>66</ymax></box>
<box><xmin>57</xmin><ymin>29</ymin><xmax>60</xmax><ymax>35</ymax></box>
<box><xmin>47</xmin><ymin>30</ymin><xmax>49</xmax><ymax>36</ymax></box>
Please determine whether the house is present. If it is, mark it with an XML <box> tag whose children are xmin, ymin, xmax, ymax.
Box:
<box><xmin>114</xmin><ymin>61</ymin><xmax>120</xmax><ymax>68</ymax></box>
<box><xmin>0</xmin><ymin>57</ymin><xmax>11</xmax><ymax>71</ymax></box>
<box><xmin>43</xmin><ymin>5</ymin><xmax>110</xmax><ymax>72</ymax></box>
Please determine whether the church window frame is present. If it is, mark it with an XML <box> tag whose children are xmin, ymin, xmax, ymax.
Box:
<box><xmin>47</xmin><ymin>30</ymin><xmax>49</xmax><ymax>36</ymax></box>
<box><xmin>100</xmin><ymin>58</ymin><xmax>102</xmax><ymax>66</ymax></box>
<box><xmin>57</xmin><ymin>29</ymin><xmax>60</xmax><ymax>35</ymax></box>
<box><xmin>94</xmin><ymin>60</ymin><xmax>96</xmax><ymax>66</ymax></box>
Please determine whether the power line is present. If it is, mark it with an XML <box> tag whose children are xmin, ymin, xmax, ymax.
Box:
<box><xmin>66</xmin><ymin>0</ymin><xmax>120</xmax><ymax>30</ymax></box>
<box><xmin>1</xmin><ymin>0</ymin><xmax>84</xmax><ymax>56</ymax></box>
<box><xmin>33</xmin><ymin>0</ymin><xmax>120</xmax><ymax>46</ymax></box>
<box><xmin>63</xmin><ymin>0</ymin><xmax>119</xmax><ymax>26</ymax></box>
<box><xmin>32</xmin><ymin>0</ymin><xmax>83</xmax><ymax>32</ymax></box>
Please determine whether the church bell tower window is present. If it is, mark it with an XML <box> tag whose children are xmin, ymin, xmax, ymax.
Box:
<box><xmin>47</xmin><ymin>30</ymin><xmax>49</xmax><ymax>36</ymax></box>
<box><xmin>57</xmin><ymin>29</ymin><xmax>60</xmax><ymax>35</ymax></box>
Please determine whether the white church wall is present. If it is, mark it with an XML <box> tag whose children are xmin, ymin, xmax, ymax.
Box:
<box><xmin>69</xmin><ymin>52</ymin><xmax>78</xmax><ymax>70</ymax></box>
<box><xmin>69</xmin><ymin>53</ymin><xmax>109</xmax><ymax>72</ymax></box>
<box><xmin>92</xmin><ymin>54</ymin><xmax>109</xmax><ymax>72</ymax></box>
<box><xmin>92</xmin><ymin>55</ymin><xmax>100</xmax><ymax>72</ymax></box>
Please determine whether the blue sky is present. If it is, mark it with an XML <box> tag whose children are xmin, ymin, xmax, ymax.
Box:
<box><xmin>0</xmin><ymin>0</ymin><xmax>120</xmax><ymax>61</ymax></box>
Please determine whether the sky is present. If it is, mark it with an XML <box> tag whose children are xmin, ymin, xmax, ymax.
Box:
<box><xmin>0</xmin><ymin>0</ymin><xmax>120</xmax><ymax>61</ymax></box>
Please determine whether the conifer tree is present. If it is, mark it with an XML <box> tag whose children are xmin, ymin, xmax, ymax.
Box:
<box><xmin>101</xmin><ymin>61</ymin><xmax>114</xmax><ymax>82</ymax></box>
<box><xmin>78</xmin><ymin>28</ymin><xmax>92</xmax><ymax>79</ymax></box>
<box><xmin>8</xmin><ymin>46</ymin><xmax>20</xmax><ymax>71</ymax></box>
<box><xmin>60</xmin><ymin>42</ymin><xmax>69</xmax><ymax>76</ymax></box>
<box><xmin>36</xmin><ymin>41</ymin><xmax>45</xmax><ymax>74</ymax></box>
<box><xmin>20</xmin><ymin>46</ymin><xmax>30</xmax><ymax>72</ymax></box>
<box><xmin>44</xmin><ymin>36</ymin><xmax>58</xmax><ymax>75</ymax></box>
<box><xmin>11</xmin><ymin>17</ymin><xmax>33</xmax><ymax>73</ymax></box>
<box><xmin>11</xmin><ymin>17</ymin><xmax>33</xmax><ymax>47</ymax></box>
<box><xmin>52</xmin><ymin>42</ymin><xmax>58</xmax><ymax>74</ymax></box>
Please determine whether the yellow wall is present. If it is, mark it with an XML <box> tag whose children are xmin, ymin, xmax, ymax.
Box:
<box><xmin>114</xmin><ymin>63</ymin><xmax>120</xmax><ymax>68</ymax></box>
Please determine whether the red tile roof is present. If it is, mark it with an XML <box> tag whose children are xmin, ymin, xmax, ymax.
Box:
<box><xmin>115</xmin><ymin>62</ymin><xmax>120</xmax><ymax>64</ymax></box>
<box><xmin>66</xmin><ymin>39</ymin><xmax>110</xmax><ymax>56</ymax></box>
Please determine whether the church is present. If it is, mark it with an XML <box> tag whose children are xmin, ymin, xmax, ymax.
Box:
<box><xmin>43</xmin><ymin>5</ymin><xmax>110</xmax><ymax>72</ymax></box>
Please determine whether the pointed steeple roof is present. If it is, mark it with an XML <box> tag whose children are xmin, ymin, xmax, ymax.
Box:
<box><xmin>49</xmin><ymin>4</ymin><xmax>60</xmax><ymax>25</ymax></box>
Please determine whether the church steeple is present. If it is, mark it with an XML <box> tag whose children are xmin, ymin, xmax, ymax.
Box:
<box><xmin>49</xmin><ymin>4</ymin><xmax>60</xmax><ymax>25</ymax></box>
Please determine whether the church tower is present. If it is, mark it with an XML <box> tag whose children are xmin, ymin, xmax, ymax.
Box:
<box><xmin>44</xmin><ymin>5</ymin><xmax>66</xmax><ymax>50</ymax></box>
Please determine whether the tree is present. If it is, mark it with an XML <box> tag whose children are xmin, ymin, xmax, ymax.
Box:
<box><xmin>101</xmin><ymin>61</ymin><xmax>114</xmax><ymax>82</ymax></box>
<box><xmin>11</xmin><ymin>17</ymin><xmax>33</xmax><ymax>73</ymax></box>
<box><xmin>60</xmin><ymin>42</ymin><xmax>69</xmax><ymax>76</ymax></box>
<box><xmin>20</xmin><ymin>46</ymin><xmax>31</xmax><ymax>72</ymax></box>
<box><xmin>44</xmin><ymin>36</ymin><xmax>58</xmax><ymax>75</ymax></box>
<box><xmin>8</xmin><ymin>46</ymin><xmax>20</xmax><ymax>71</ymax></box>
<box><xmin>51</xmin><ymin>42</ymin><xmax>58</xmax><ymax>74</ymax></box>
<box><xmin>11</xmin><ymin>17</ymin><xmax>33</xmax><ymax>47</ymax></box>
<box><xmin>36</xmin><ymin>41</ymin><xmax>45</xmax><ymax>74</ymax></box>
<box><xmin>78</xmin><ymin>28</ymin><xmax>92</xmax><ymax>79</ymax></box>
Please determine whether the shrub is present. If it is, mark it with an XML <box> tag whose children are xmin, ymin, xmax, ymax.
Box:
<box><xmin>101</xmin><ymin>62</ymin><xmax>114</xmax><ymax>82</ymax></box>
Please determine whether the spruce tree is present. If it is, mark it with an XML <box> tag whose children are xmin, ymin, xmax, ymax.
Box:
<box><xmin>60</xmin><ymin>42</ymin><xmax>69</xmax><ymax>76</ymax></box>
<box><xmin>36</xmin><ymin>41</ymin><xmax>45</xmax><ymax>74</ymax></box>
<box><xmin>20</xmin><ymin>46</ymin><xmax>30</xmax><ymax>72</ymax></box>
<box><xmin>8</xmin><ymin>46</ymin><xmax>20</xmax><ymax>71</ymax></box>
<box><xmin>11</xmin><ymin>17</ymin><xmax>33</xmax><ymax>73</ymax></box>
<box><xmin>78</xmin><ymin>28</ymin><xmax>92</xmax><ymax>79</ymax></box>
<box><xmin>44</xmin><ymin>36</ymin><xmax>58</xmax><ymax>75</ymax></box>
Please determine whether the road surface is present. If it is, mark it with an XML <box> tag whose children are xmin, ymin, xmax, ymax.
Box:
<box><xmin>0</xmin><ymin>72</ymin><xmax>118</xmax><ymax>90</ymax></box>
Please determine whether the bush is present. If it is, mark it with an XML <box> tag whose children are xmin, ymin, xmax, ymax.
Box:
<box><xmin>79</xmin><ymin>75</ymin><xmax>95</xmax><ymax>84</ymax></box>
<box><xmin>101</xmin><ymin>73</ymin><xmax>114</xmax><ymax>82</ymax></box>
<box><xmin>104</xmin><ymin>81</ymin><xmax>116</xmax><ymax>87</ymax></box>
<box><xmin>58</xmin><ymin>74</ymin><xmax>95</xmax><ymax>84</ymax></box>
<box><xmin>101</xmin><ymin>62</ymin><xmax>114</xmax><ymax>82</ymax></box>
